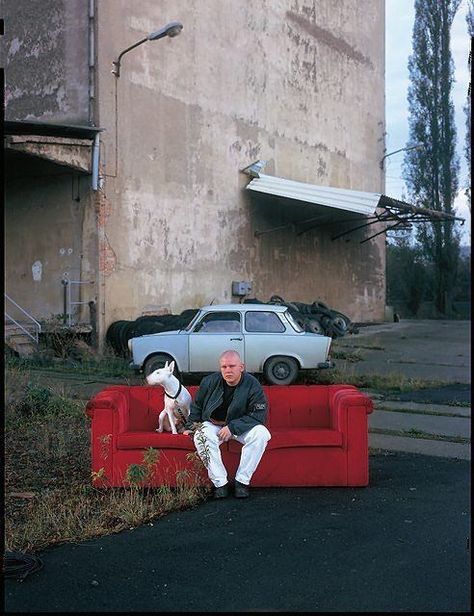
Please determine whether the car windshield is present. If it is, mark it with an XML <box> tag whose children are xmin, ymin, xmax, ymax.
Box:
<box><xmin>285</xmin><ymin>310</ymin><xmax>304</xmax><ymax>332</ymax></box>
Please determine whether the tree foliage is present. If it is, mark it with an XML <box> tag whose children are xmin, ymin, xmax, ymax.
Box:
<box><xmin>465</xmin><ymin>0</ymin><xmax>473</xmax><ymax>208</ymax></box>
<box><xmin>403</xmin><ymin>0</ymin><xmax>462</xmax><ymax>315</ymax></box>
<box><xmin>387</xmin><ymin>238</ymin><xmax>471</xmax><ymax>318</ymax></box>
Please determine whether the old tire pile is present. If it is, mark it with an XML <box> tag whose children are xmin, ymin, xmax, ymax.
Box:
<box><xmin>106</xmin><ymin>309</ymin><xmax>199</xmax><ymax>357</ymax></box>
<box><xmin>244</xmin><ymin>295</ymin><xmax>357</xmax><ymax>338</ymax></box>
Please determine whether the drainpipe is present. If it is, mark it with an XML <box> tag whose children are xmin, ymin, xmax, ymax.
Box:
<box><xmin>92</xmin><ymin>132</ymin><xmax>100</xmax><ymax>190</ymax></box>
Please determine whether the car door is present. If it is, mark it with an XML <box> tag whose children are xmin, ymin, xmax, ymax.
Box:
<box><xmin>188</xmin><ymin>311</ymin><xmax>245</xmax><ymax>372</ymax></box>
<box><xmin>243</xmin><ymin>310</ymin><xmax>290</xmax><ymax>371</ymax></box>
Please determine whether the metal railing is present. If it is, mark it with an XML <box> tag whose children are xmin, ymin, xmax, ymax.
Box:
<box><xmin>4</xmin><ymin>293</ymin><xmax>42</xmax><ymax>343</ymax></box>
<box><xmin>62</xmin><ymin>279</ymin><xmax>95</xmax><ymax>326</ymax></box>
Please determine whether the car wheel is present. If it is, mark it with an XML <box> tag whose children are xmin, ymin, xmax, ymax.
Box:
<box><xmin>263</xmin><ymin>356</ymin><xmax>299</xmax><ymax>386</ymax></box>
<box><xmin>144</xmin><ymin>354</ymin><xmax>179</xmax><ymax>378</ymax></box>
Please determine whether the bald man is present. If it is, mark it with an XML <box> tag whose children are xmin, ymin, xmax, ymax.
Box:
<box><xmin>183</xmin><ymin>350</ymin><xmax>271</xmax><ymax>498</ymax></box>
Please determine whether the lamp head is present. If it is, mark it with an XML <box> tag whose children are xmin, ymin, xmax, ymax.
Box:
<box><xmin>148</xmin><ymin>21</ymin><xmax>183</xmax><ymax>41</ymax></box>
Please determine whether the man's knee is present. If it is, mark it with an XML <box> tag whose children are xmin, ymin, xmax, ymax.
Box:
<box><xmin>193</xmin><ymin>422</ymin><xmax>215</xmax><ymax>446</ymax></box>
<box><xmin>246</xmin><ymin>424</ymin><xmax>271</xmax><ymax>443</ymax></box>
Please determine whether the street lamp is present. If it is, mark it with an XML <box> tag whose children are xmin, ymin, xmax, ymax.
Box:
<box><xmin>112</xmin><ymin>21</ymin><xmax>183</xmax><ymax>78</ymax></box>
<box><xmin>379</xmin><ymin>143</ymin><xmax>423</xmax><ymax>170</ymax></box>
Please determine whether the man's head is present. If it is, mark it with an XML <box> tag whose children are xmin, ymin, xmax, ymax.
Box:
<box><xmin>219</xmin><ymin>350</ymin><xmax>244</xmax><ymax>386</ymax></box>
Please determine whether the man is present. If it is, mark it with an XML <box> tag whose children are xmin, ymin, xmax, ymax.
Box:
<box><xmin>183</xmin><ymin>349</ymin><xmax>271</xmax><ymax>499</ymax></box>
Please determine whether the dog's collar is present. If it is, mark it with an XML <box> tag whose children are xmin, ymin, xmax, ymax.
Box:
<box><xmin>165</xmin><ymin>381</ymin><xmax>182</xmax><ymax>400</ymax></box>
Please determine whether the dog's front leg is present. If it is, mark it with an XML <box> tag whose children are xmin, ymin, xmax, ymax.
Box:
<box><xmin>157</xmin><ymin>409</ymin><xmax>166</xmax><ymax>432</ymax></box>
<box><xmin>167</xmin><ymin>410</ymin><xmax>178</xmax><ymax>435</ymax></box>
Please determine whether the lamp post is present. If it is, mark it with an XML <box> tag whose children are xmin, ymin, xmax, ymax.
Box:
<box><xmin>111</xmin><ymin>21</ymin><xmax>183</xmax><ymax>78</ymax></box>
<box><xmin>379</xmin><ymin>143</ymin><xmax>423</xmax><ymax>170</ymax></box>
<box><xmin>109</xmin><ymin>20</ymin><xmax>183</xmax><ymax>176</ymax></box>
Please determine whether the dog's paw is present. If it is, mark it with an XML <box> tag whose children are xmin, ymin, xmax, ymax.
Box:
<box><xmin>155</xmin><ymin>428</ymin><xmax>164</xmax><ymax>433</ymax></box>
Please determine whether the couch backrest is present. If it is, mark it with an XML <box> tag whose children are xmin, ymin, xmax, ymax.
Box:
<box><xmin>124</xmin><ymin>385</ymin><xmax>199</xmax><ymax>431</ymax></box>
<box><xmin>262</xmin><ymin>385</ymin><xmax>331</xmax><ymax>428</ymax></box>
<box><xmin>113</xmin><ymin>383</ymin><xmax>357</xmax><ymax>431</ymax></box>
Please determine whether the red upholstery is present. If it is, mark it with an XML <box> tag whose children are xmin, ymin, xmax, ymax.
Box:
<box><xmin>86</xmin><ymin>383</ymin><xmax>373</xmax><ymax>488</ymax></box>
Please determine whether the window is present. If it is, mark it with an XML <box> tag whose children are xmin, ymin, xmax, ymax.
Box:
<box><xmin>284</xmin><ymin>310</ymin><xmax>304</xmax><ymax>332</ymax></box>
<box><xmin>193</xmin><ymin>311</ymin><xmax>241</xmax><ymax>333</ymax></box>
<box><xmin>245</xmin><ymin>311</ymin><xmax>286</xmax><ymax>333</ymax></box>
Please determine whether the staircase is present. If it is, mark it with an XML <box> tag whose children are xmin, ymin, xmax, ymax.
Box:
<box><xmin>5</xmin><ymin>322</ymin><xmax>40</xmax><ymax>357</ymax></box>
<box><xmin>5</xmin><ymin>294</ymin><xmax>41</xmax><ymax>358</ymax></box>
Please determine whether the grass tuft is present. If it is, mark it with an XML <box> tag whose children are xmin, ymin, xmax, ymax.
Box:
<box><xmin>5</xmin><ymin>362</ymin><xmax>209</xmax><ymax>553</ymax></box>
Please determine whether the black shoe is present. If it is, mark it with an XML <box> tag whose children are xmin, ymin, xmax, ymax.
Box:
<box><xmin>213</xmin><ymin>484</ymin><xmax>229</xmax><ymax>499</ymax></box>
<box><xmin>234</xmin><ymin>480</ymin><xmax>250</xmax><ymax>498</ymax></box>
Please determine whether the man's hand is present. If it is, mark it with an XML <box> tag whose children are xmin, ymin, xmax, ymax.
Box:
<box><xmin>182</xmin><ymin>429</ymin><xmax>193</xmax><ymax>436</ymax></box>
<box><xmin>218</xmin><ymin>426</ymin><xmax>232</xmax><ymax>442</ymax></box>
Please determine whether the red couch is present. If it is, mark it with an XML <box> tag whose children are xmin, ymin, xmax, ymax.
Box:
<box><xmin>86</xmin><ymin>384</ymin><xmax>374</xmax><ymax>488</ymax></box>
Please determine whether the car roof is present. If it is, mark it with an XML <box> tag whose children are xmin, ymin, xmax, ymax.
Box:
<box><xmin>200</xmin><ymin>303</ymin><xmax>288</xmax><ymax>313</ymax></box>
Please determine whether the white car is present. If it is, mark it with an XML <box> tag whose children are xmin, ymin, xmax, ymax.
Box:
<box><xmin>128</xmin><ymin>303</ymin><xmax>333</xmax><ymax>385</ymax></box>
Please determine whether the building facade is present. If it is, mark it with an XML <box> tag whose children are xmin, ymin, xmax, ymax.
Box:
<box><xmin>4</xmin><ymin>0</ymin><xmax>386</xmax><ymax>347</ymax></box>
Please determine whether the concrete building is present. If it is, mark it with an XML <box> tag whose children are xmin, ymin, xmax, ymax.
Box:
<box><xmin>4</xmin><ymin>0</ymin><xmax>389</xmax><ymax>349</ymax></box>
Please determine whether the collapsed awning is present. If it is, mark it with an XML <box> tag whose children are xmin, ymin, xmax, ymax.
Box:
<box><xmin>242</xmin><ymin>161</ymin><xmax>465</xmax><ymax>243</ymax></box>
<box><xmin>4</xmin><ymin>120</ymin><xmax>103</xmax><ymax>173</ymax></box>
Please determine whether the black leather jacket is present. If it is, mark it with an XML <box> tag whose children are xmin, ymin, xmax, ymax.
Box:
<box><xmin>185</xmin><ymin>372</ymin><xmax>268</xmax><ymax>436</ymax></box>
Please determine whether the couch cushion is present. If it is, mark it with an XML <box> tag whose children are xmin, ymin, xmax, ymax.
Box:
<box><xmin>228</xmin><ymin>428</ymin><xmax>343</xmax><ymax>452</ymax></box>
<box><xmin>117</xmin><ymin>431</ymin><xmax>196</xmax><ymax>450</ymax></box>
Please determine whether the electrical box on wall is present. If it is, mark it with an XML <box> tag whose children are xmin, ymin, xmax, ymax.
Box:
<box><xmin>232</xmin><ymin>281</ymin><xmax>252</xmax><ymax>296</ymax></box>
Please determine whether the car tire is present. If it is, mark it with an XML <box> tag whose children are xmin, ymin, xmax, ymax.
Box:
<box><xmin>306</xmin><ymin>317</ymin><xmax>324</xmax><ymax>334</ymax></box>
<box><xmin>263</xmin><ymin>356</ymin><xmax>299</xmax><ymax>386</ymax></box>
<box><xmin>144</xmin><ymin>354</ymin><xmax>179</xmax><ymax>379</ymax></box>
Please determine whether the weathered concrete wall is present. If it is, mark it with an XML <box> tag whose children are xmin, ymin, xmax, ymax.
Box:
<box><xmin>95</xmin><ymin>0</ymin><xmax>385</xmax><ymax>328</ymax></box>
<box><xmin>4</xmin><ymin>152</ymin><xmax>97</xmax><ymax>323</ymax></box>
<box><xmin>3</xmin><ymin>0</ymin><xmax>90</xmax><ymax>124</ymax></box>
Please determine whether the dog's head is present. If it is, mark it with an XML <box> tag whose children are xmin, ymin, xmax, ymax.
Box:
<box><xmin>146</xmin><ymin>360</ymin><xmax>176</xmax><ymax>386</ymax></box>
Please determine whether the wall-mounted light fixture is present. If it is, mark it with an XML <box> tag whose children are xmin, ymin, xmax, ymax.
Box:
<box><xmin>112</xmin><ymin>21</ymin><xmax>183</xmax><ymax>78</ymax></box>
<box><xmin>380</xmin><ymin>143</ymin><xmax>423</xmax><ymax>170</ymax></box>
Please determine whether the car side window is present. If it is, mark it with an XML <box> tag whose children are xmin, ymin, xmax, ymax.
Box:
<box><xmin>192</xmin><ymin>311</ymin><xmax>241</xmax><ymax>333</ymax></box>
<box><xmin>245</xmin><ymin>311</ymin><xmax>286</xmax><ymax>333</ymax></box>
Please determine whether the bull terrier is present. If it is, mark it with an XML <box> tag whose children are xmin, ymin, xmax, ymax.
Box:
<box><xmin>146</xmin><ymin>361</ymin><xmax>191</xmax><ymax>434</ymax></box>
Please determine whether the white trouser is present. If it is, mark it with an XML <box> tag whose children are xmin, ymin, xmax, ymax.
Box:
<box><xmin>193</xmin><ymin>422</ymin><xmax>271</xmax><ymax>488</ymax></box>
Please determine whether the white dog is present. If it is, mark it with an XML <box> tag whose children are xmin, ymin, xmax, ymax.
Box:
<box><xmin>146</xmin><ymin>361</ymin><xmax>192</xmax><ymax>434</ymax></box>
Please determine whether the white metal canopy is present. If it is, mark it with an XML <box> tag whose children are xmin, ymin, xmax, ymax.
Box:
<box><xmin>246</xmin><ymin>173</ymin><xmax>379</xmax><ymax>217</ymax></box>
<box><xmin>243</xmin><ymin>163</ymin><xmax>464</xmax><ymax>243</ymax></box>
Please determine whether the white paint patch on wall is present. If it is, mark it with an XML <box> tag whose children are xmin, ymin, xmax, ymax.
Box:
<box><xmin>32</xmin><ymin>260</ymin><xmax>42</xmax><ymax>281</ymax></box>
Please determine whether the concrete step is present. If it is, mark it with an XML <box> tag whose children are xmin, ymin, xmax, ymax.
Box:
<box><xmin>5</xmin><ymin>323</ymin><xmax>36</xmax><ymax>334</ymax></box>
<box><xmin>375</xmin><ymin>400</ymin><xmax>471</xmax><ymax>417</ymax></box>
<box><xmin>370</xmin><ymin>433</ymin><xmax>470</xmax><ymax>460</ymax></box>
<box><xmin>369</xmin><ymin>409</ymin><xmax>471</xmax><ymax>439</ymax></box>
<box><xmin>5</xmin><ymin>335</ymin><xmax>38</xmax><ymax>357</ymax></box>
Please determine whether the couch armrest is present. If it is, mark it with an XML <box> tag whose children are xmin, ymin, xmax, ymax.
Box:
<box><xmin>86</xmin><ymin>387</ymin><xmax>129</xmax><ymax>487</ymax></box>
<box><xmin>330</xmin><ymin>389</ymin><xmax>374</xmax><ymax>435</ymax></box>
<box><xmin>330</xmin><ymin>389</ymin><xmax>374</xmax><ymax>486</ymax></box>
<box><xmin>86</xmin><ymin>388</ymin><xmax>130</xmax><ymax>432</ymax></box>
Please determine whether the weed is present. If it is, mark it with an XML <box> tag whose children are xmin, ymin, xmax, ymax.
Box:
<box><xmin>4</xmin><ymin>364</ymin><xmax>208</xmax><ymax>554</ymax></box>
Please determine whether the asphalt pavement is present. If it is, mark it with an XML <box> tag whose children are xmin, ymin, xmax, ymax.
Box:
<box><xmin>4</xmin><ymin>452</ymin><xmax>471</xmax><ymax>613</ymax></box>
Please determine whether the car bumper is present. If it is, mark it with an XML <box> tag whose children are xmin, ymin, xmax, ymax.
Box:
<box><xmin>317</xmin><ymin>360</ymin><xmax>334</xmax><ymax>369</ymax></box>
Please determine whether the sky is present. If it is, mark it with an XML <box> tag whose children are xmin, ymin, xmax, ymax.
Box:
<box><xmin>385</xmin><ymin>0</ymin><xmax>471</xmax><ymax>245</ymax></box>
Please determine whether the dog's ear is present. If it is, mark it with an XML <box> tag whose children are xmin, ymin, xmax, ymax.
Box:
<box><xmin>168</xmin><ymin>360</ymin><xmax>175</xmax><ymax>373</ymax></box>
<box><xmin>164</xmin><ymin>361</ymin><xmax>169</xmax><ymax>369</ymax></box>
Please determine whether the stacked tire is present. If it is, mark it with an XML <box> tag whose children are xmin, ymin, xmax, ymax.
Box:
<box><xmin>106</xmin><ymin>310</ymin><xmax>199</xmax><ymax>357</ymax></box>
<box><xmin>245</xmin><ymin>295</ymin><xmax>355</xmax><ymax>339</ymax></box>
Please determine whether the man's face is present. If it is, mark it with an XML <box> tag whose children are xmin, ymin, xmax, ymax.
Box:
<box><xmin>219</xmin><ymin>353</ymin><xmax>244</xmax><ymax>386</ymax></box>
